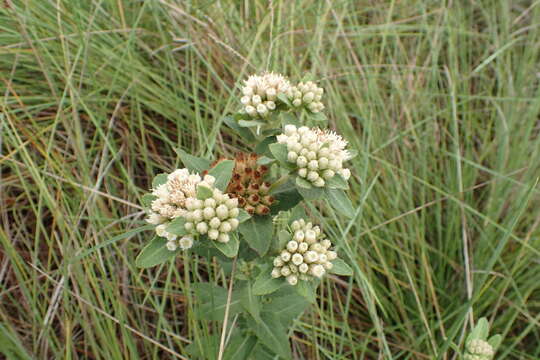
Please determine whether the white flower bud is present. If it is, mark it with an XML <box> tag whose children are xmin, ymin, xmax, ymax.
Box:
<box><xmin>204</xmin><ymin>198</ymin><xmax>216</xmax><ymax>208</ymax></box>
<box><xmin>298</xmin><ymin>126</ymin><xmax>309</xmax><ymax>134</ymax></box>
<box><xmin>225</xmin><ymin>198</ymin><xmax>238</xmax><ymax>209</ymax></box>
<box><xmin>292</xmin><ymin>99</ymin><xmax>302</xmax><ymax>107</ymax></box>
<box><xmin>146</xmin><ymin>213</ymin><xmax>163</xmax><ymax>225</ymax></box>
<box><xmin>311</xmin><ymin>264</ymin><xmax>325</xmax><ymax>278</ymax></box>
<box><xmin>271</xmin><ymin>268</ymin><xmax>282</xmax><ymax>278</ymax></box>
<box><xmin>242</xmin><ymin>86</ymin><xmax>253</xmax><ymax>96</ymax></box>
<box><xmin>266</xmin><ymin>87</ymin><xmax>277</xmax><ymax>100</ymax></box>
<box><xmin>296</xmin><ymin>156</ymin><xmax>308</xmax><ymax>167</ymax></box>
<box><xmin>184</xmin><ymin>222</ymin><xmax>194</xmax><ymax>231</ymax></box>
<box><xmin>208</xmin><ymin>229</ymin><xmax>219</xmax><ymax>240</ymax></box>
<box><xmin>321</xmin><ymin>239</ymin><xmax>331</xmax><ymax>249</ymax></box>
<box><xmin>341</xmin><ymin>168</ymin><xmax>351</xmax><ymax>180</ymax></box>
<box><xmin>203</xmin><ymin>207</ymin><xmax>215</xmax><ymax>220</ymax></box>
<box><xmin>286</xmin><ymin>274</ymin><xmax>298</xmax><ymax>286</ymax></box>
<box><xmin>291</xmin><ymin>220</ymin><xmax>301</xmax><ymax>231</ymax></box>
<box><xmin>308</xmin><ymin>160</ymin><xmax>319</xmax><ymax>170</ymax></box>
<box><xmin>280</xmin><ymin>266</ymin><xmax>291</xmax><ymax>277</ymax></box>
<box><xmin>327</xmin><ymin>251</ymin><xmax>337</xmax><ymax>260</ymax></box>
<box><xmin>291</xmin><ymin>143</ymin><xmax>302</xmax><ymax>153</ymax></box>
<box><xmin>179</xmin><ymin>236</ymin><xmax>193</xmax><ymax>250</ymax></box>
<box><xmin>298</xmin><ymin>168</ymin><xmax>308</xmax><ymax>177</ymax></box>
<box><xmin>280</xmin><ymin>250</ymin><xmax>291</xmax><ymax>262</ymax></box>
<box><xmin>284</xmin><ymin>124</ymin><xmax>297</xmax><ymax>136</ymax></box>
<box><xmin>228</xmin><ymin>208</ymin><xmax>239</xmax><ymax>218</ymax></box>
<box><xmin>166</xmin><ymin>241</ymin><xmax>177</xmax><ymax>251</ymax></box>
<box><xmin>306</xmin><ymin>151</ymin><xmax>317</xmax><ymax>161</ymax></box>
<box><xmin>298</xmin><ymin>242</ymin><xmax>309</xmax><ymax>253</ymax></box>
<box><xmin>318</xmin><ymin>254</ymin><xmax>328</xmax><ymax>263</ymax></box>
<box><xmin>257</xmin><ymin>104</ymin><xmax>268</xmax><ymax>116</ymax></box>
<box><xmin>294</xmin><ymin>230</ymin><xmax>305</xmax><ymax>242</ymax></box>
<box><xmin>322</xmin><ymin>169</ymin><xmax>335</xmax><ymax>179</ymax></box>
<box><xmin>266</xmin><ymin>101</ymin><xmax>276</xmax><ymax>110</ymax></box>
<box><xmin>229</xmin><ymin>218</ymin><xmax>239</xmax><ymax>230</ymax></box>
<box><xmin>287</xmin><ymin>151</ymin><xmax>298</xmax><ymax>162</ymax></box>
<box><xmin>252</xmin><ymin>95</ymin><xmax>262</xmax><ymax>105</ymax></box>
<box><xmin>313</xmin><ymin>178</ymin><xmax>325</xmax><ymax>187</ymax></box>
<box><xmin>305</xmin><ymin>230</ymin><xmax>317</xmax><ymax>244</ymax></box>
<box><xmin>304</xmin><ymin>251</ymin><xmax>319</xmax><ymax>263</ymax></box>
<box><xmin>319</xmin><ymin>147</ymin><xmax>330</xmax><ymax>158</ymax></box>
<box><xmin>286</xmin><ymin>240</ymin><xmax>299</xmax><ymax>252</ymax></box>
<box><xmin>209</xmin><ymin>217</ymin><xmax>221</xmax><ymax>228</ymax></box>
<box><xmin>241</xmin><ymin>96</ymin><xmax>251</xmax><ymax>105</ymax></box>
<box><xmin>307</xmin><ymin>171</ymin><xmax>319</xmax><ymax>182</ymax></box>
<box><xmin>193</xmin><ymin>199</ymin><xmax>204</xmax><ymax>209</ymax></box>
<box><xmin>156</xmin><ymin>224</ymin><xmax>167</xmax><ymax>237</ymax></box>
<box><xmin>219</xmin><ymin>221</ymin><xmax>232</xmax><ymax>233</ymax></box>
<box><xmin>196</xmin><ymin>222</ymin><xmax>208</xmax><ymax>234</ymax></box>
<box><xmin>324</xmin><ymin>261</ymin><xmax>333</xmax><ymax>270</ymax></box>
<box><xmin>245</xmin><ymin>105</ymin><xmax>257</xmax><ymax>116</ymax></box>
<box><xmin>218</xmin><ymin>233</ymin><xmax>230</xmax><ymax>243</ymax></box>
<box><xmin>216</xmin><ymin>205</ymin><xmax>229</xmax><ymax>220</ymax></box>
<box><xmin>291</xmin><ymin>253</ymin><xmax>304</xmax><ymax>266</ymax></box>
<box><xmin>329</xmin><ymin>159</ymin><xmax>340</xmax><ymax>170</ymax></box>
<box><xmin>192</xmin><ymin>209</ymin><xmax>203</xmax><ymax>222</ymax></box>
<box><xmin>299</xmin><ymin>263</ymin><xmax>309</xmax><ymax>273</ymax></box>
<box><xmin>311</xmin><ymin>243</ymin><xmax>323</xmax><ymax>252</ymax></box>
<box><xmin>273</xmin><ymin>257</ymin><xmax>284</xmax><ymax>267</ymax></box>
<box><xmin>303</xmin><ymin>92</ymin><xmax>315</xmax><ymax>103</ymax></box>
<box><xmin>165</xmin><ymin>232</ymin><xmax>177</xmax><ymax>241</ymax></box>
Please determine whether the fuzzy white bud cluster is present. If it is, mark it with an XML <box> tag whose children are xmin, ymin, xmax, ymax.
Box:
<box><xmin>241</xmin><ymin>72</ymin><xmax>291</xmax><ymax>118</ymax></box>
<box><xmin>289</xmin><ymin>81</ymin><xmax>324</xmax><ymax>113</ymax></box>
<box><xmin>271</xmin><ymin>219</ymin><xmax>337</xmax><ymax>285</ymax></box>
<box><xmin>276</xmin><ymin>125</ymin><xmax>352</xmax><ymax>187</ymax></box>
<box><xmin>464</xmin><ymin>340</ymin><xmax>494</xmax><ymax>360</ymax></box>
<box><xmin>183</xmin><ymin>186</ymin><xmax>240</xmax><ymax>244</ymax></box>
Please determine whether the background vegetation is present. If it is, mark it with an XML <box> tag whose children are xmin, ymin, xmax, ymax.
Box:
<box><xmin>1</xmin><ymin>0</ymin><xmax>539</xmax><ymax>358</ymax></box>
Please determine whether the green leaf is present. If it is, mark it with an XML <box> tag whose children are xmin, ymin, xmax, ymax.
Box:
<box><xmin>263</xmin><ymin>293</ymin><xmax>309</xmax><ymax>325</ymax></box>
<box><xmin>469</xmin><ymin>317</ymin><xmax>490</xmax><ymax>341</ymax></box>
<box><xmin>295</xmin><ymin>176</ymin><xmax>312</xmax><ymax>189</ymax></box>
<box><xmin>223</xmin><ymin>334</ymin><xmax>257</xmax><ymax>360</ymax></box>
<box><xmin>192</xmin><ymin>282</ymin><xmax>242</xmax><ymax>321</ymax></box>
<box><xmin>165</xmin><ymin>217</ymin><xmax>187</xmax><ymax>236</ymax></box>
<box><xmin>208</xmin><ymin>159</ymin><xmax>234</xmax><ymax>191</ymax></box>
<box><xmin>176</xmin><ymin>148</ymin><xmax>211</xmax><ymax>172</ymax></box>
<box><xmin>325</xmin><ymin>188</ymin><xmax>355</xmax><ymax>218</ymax></box>
<box><xmin>487</xmin><ymin>334</ymin><xmax>502</xmax><ymax>350</ymax></box>
<box><xmin>135</xmin><ymin>237</ymin><xmax>177</xmax><ymax>268</ymax></box>
<box><xmin>280</xmin><ymin>112</ymin><xmax>300</xmax><ymax>127</ymax></box>
<box><xmin>248</xmin><ymin>313</ymin><xmax>292</xmax><ymax>360</ymax></box>
<box><xmin>297</xmin><ymin>183</ymin><xmax>325</xmax><ymax>200</ymax></box>
<box><xmin>238</xmin><ymin>216</ymin><xmax>273</xmax><ymax>256</ymax></box>
<box><xmin>238</xmin><ymin>120</ymin><xmax>265</xmax><ymax>128</ymax></box>
<box><xmin>270</xmin><ymin>181</ymin><xmax>302</xmax><ymax>213</ymax></box>
<box><xmin>309</xmin><ymin>111</ymin><xmax>327</xmax><ymax>122</ymax></box>
<box><xmin>223</xmin><ymin>115</ymin><xmax>256</xmax><ymax>142</ymax></box>
<box><xmin>254</xmin><ymin>136</ymin><xmax>276</xmax><ymax>157</ymax></box>
<box><xmin>252</xmin><ymin>266</ymin><xmax>283</xmax><ymax>296</ymax></box>
<box><xmin>212</xmin><ymin>232</ymin><xmax>239</xmax><ymax>258</ymax></box>
<box><xmin>274</xmin><ymin>230</ymin><xmax>290</xmax><ymax>254</ymax></box>
<box><xmin>237</xmin><ymin>209</ymin><xmax>252</xmax><ymax>223</ymax></box>
<box><xmin>295</xmin><ymin>280</ymin><xmax>318</xmax><ymax>303</ymax></box>
<box><xmin>257</xmin><ymin>156</ymin><xmax>275</xmax><ymax>165</ymax></box>
<box><xmin>152</xmin><ymin>173</ymin><xmax>168</xmax><ymax>188</ymax></box>
<box><xmin>141</xmin><ymin>194</ymin><xmax>157</xmax><ymax>208</ymax></box>
<box><xmin>329</xmin><ymin>258</ymin><xmax>353</xmax><ymax>276</ymax></box>
<box><xmin>325</xmin><ymin>174</ymin><xmax>349</xmax><ymax>190</ymax></box>
<box><xmin>268</xmin><ymin>143</ymin><xmax>292</xmax><ymax>168</ymax></box>
<box><xmin>289</xmin><ymin>204</ymin><xmax>307</xmax><ymax>224</ymax></box>
<box><xmin>276</xmin><ymin>93</ymin><xmax>292</xmax><ymax>106</ymax></box>
<box><xmin>238</xmin><ymin>283</ymin><xmax>262</xmax><ymax>323</ymax></box>
<box><xmin>197</xmin><ymin>184</ymin><xmax>214</xmax><ymax>200</ymax></box>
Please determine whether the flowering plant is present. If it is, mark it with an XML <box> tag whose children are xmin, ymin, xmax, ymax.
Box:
<box><xmin>135</xmin><ymin>72</ymin><xmax>355</xmax><ymax>359</ymax></box>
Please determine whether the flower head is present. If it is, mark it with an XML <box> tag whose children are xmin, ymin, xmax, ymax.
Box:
<box><xmin>289</xmin><ymin>81</ymin><xmax>324</xmax><ymax>113</ymax></box>
<box><xmin>464</xmin><ymin>339</ymin><xmax>494</xmax><ymax>360</ymax></box>
<box><xmin>220</xmin><ymin>153</ymin><xmax>274</xmax><ymax>215</ymax></box>
<box><xmin>240</xmin><ymin>72</ymin><xmax>292</xmax><ymax>118</ymax></box>
<box><xmin>271</xmin><ymin>219</ymin><xmax>337</xmax><ymax>285</ymax></box>
<box><xmin>277</xmin><ymin>125</ymin><xmax>352</xmax><ymax>187</ymax></box>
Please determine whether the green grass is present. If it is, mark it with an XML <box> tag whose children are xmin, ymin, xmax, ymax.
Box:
<box><xmin>1</xmin><ymin>0</ymin><xmax>539</xmax><ymax>359</ymax></box>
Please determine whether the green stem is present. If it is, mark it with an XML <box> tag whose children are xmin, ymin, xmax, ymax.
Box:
<box><xmin>269</xmin><ymin>173</ymin><xmax>290</xmax><ymax>194</ymax></box>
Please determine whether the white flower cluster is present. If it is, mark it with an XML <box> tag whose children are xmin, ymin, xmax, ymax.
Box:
<box><xmin>145</xmin><ymin>169</ymin><xmax>240</xmax><ymax>251</ymax></box>
<box><xmin>464</xmin><ymin>340</ymin><xmax>494</xmax><ymax>360</ymax></box>
<box><xmin>289</xmin><ymin>81</ymin><xmax>324</xmax><ymax>113</ymax></box>
<box><xmin>271</xmin><ymin>219</ymin><xmax>337</xmax><ymax>286</ymax></box>
<box><xmin>241</xmin><ymin>72</ymin><xmax>291</xmax><ymax>118</ymax></box>
<box><xmin>276</xmin><ymin>124</ymin><xmax>351</xmax><ymax>187</ymax></box>
<box><xmin>183</xmin><ymin>188</ymin><xmax>240</xmax><ymax>244</ymax></box>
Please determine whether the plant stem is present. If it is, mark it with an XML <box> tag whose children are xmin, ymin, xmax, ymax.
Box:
<box><xmin>217</xmin><ymin>257</ymin><xmax>237</xmax><ymax>360</ymax></box>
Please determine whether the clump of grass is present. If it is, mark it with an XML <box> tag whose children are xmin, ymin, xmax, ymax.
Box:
<box><xmin>1</xmin><ymin>0</ymin><xmax>539</xmax><ymax>359</ymax></box>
